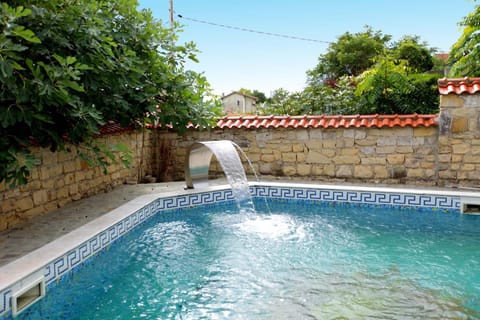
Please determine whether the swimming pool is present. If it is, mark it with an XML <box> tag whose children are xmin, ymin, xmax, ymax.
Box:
<box><xmin>1</xmin><ymin>182</ymin><xmax>479</xmax><ymax>319</ymax></box>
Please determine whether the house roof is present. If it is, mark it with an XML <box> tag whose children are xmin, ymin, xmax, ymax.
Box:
<box><xmin>438</xmin><ymin>77</ymin><xmax>480</xmax><ymax>95</ymax></box>
<box><xmin>213</xmin><ymin>114</ymin><xmax>437</xmax><ymax>129</ymax></box>
<box><xmin>221</xmin><ymin>91</ymin><xmax>258</xmax><ymax>101</ymax></box>
<box><xmin>435</xmin><ymin>53</ymin><xmax>449</xmax><ymax>61</ymax></box>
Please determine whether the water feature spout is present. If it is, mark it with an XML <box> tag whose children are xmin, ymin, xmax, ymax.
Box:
<box><xmin>185</xmin><ymin>140</ymin><xmax>255</xmax><ymax>212</ymax></box>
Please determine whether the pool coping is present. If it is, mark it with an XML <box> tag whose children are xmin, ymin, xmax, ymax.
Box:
<box><xmin>1</xmin><ymin>181</ymin><xmax>479</xmax><ymax>317</ymax></box>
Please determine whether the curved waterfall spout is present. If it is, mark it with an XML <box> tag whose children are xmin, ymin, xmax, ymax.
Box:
<box><xmin>185</xmin><ymin>140</ymin><xmax>254</xmax><ymax>211</ymax></box>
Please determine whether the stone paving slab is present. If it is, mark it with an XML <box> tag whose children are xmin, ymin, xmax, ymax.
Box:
<box><xmin>0</xmin><ymin>182</ymin><xmax>187</xmax><ymax>267</ymax></box>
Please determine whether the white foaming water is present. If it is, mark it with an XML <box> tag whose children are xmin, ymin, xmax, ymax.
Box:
<box><xmin>201</xmin><ymin>141</ymin><xmax>255</xmax><ymax>212</ymax></box>
<box><xmin>236</xmin><ymin>214</ymin><xmax>306</xmax><ymax>240</ymax></box>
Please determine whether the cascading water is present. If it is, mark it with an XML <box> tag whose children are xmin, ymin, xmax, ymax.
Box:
<box><xmin>185</xmin><ymin>140</ymin><xmax>256</xmax><ymax>213</ymax></box>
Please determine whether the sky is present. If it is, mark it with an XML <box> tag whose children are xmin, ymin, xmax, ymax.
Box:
<box><xmin>138</xmin><ymin>0</ymin><xmax>476</xmax><ymax>97</ymax></box>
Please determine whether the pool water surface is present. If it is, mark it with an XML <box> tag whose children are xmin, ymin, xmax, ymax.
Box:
<box><xmin>18</xmin><ymin>200</ymin><xmax>480</xmax><ymax>319</ymax></box>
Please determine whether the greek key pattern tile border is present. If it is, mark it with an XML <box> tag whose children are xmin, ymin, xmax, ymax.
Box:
<box><xmin>251</xmin><ymin>185</ymin><xmax>461</xmax><ymax>211</ymax></box>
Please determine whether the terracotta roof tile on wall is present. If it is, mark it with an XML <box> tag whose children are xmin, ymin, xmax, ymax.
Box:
<box><xmin>98</xmin><ymin>121</ymin><xmax>134</xmax><ymax>135</ymax></box>
<box><xmin>215</xmin><ymin>114</ymin><xmax>438</xmax><ymax>129</ymax></box>
<box><xmin>438</xmin><ymin>77</ymin><xmax>480</xmax><ymax>95</ymax></box>
<box><xmin>99</xmin><ymin>114</ymin><xmax>438</xmax><ymax>135</ymax></box>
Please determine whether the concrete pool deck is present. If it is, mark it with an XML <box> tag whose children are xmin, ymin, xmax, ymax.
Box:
<box><xmin>0</xmin><ymin>181</ymin><xmax>189</xmax><ymax>267</ymax></box>
<box><xmin>1</xmin><ymin>178</ymin><xmax>480</xmax><ymax>268</ymax></box>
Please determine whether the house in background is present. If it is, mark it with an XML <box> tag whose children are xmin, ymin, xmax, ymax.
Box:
<box><xmin>221</xmin><ymin>91</ymin><xmax>257</xmax><ymax>114</ymax></box>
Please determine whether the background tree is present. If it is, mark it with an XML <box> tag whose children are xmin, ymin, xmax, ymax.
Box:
<box><xmin>298</xmin><ymin>77</ymin><xmax>359</xmax><ymax>115</ymax></box>
<box><xmin>449</xmin><ymin>1</ymin><xmax>480</xmax><ymax>77</ymax></box>
<box><xmin>238</xmin><ymin>88</ymin><xmax>267</xmax><ymax>103</ymax></box>
<box><xmin>302</xmin><ymin>27</ymin><xmax>438</xmax><ymax>116</ymax></box>
<box><xmin>257</xmin><ymin>88</ymin><xmax>301</xmax><ymax>115</ymax></box>
<box><xmin>307</xmin><ymin>26</ymin><xmax>391</xmax><ymax>84</ymax></box>
<box><xmin>391</xmin><ymin>35</ymin><xmax>435</xmax><ymax>73</ymax></box>
<box><xmin>0</xmin><ymin>0</ymin><xmax>221</xmax><ymax>187</ymax></box>
<box><xmin>355</xmin><ymin>57</ymin><xmax>439</xmax><ymax>114</ymax></box>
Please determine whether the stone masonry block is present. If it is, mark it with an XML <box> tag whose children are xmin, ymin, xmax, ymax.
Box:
<box><xmin>377</xmin><ymin>136</ymin><xmax>397</xmax><ymax>146</ymax></box>
<box><xmin>451</xmin><ymin>118</ymin><xmax>468</xmax><ymax>133</ymax></box>
<box><xmin>340</xmin><ymin>148</ymin><xmax>359</xmax><ymax>156</ymax></box>
<box><xmin>354</xmin><ymin>165</ymin><xmax>374</xmax><ymax>178</ymax></box>
<box><xmin>354</xmin><ymin>130</ymin><xmax>367</xmax><ymax>139</ymax></box>
<box><xmin>471</xmin><ymin>146</ymin><xmax>480</xmax><ymax>155</ymax></box>
<box><xmin>343</xmin><ymin>129</ymin><xmax>355</xmax><ymax>138</ymax></box>
<box><xmin>33</xmin><ymin>190</ymin><xmax>48</xmax><ymax>205</ymax></box>
<box><xmin>355</xmin><ymin>138</ymin><xmax>377</xmax><ymax>146</ymax></box>
<box><xmin>305</xmin><ymin>141</ymin><xmax>323</xmax><ymax>150</ymax></box>
<box><xmin>297</xmin><ymin>164</ymin><xmax>311</xmax><ymax>176</ymax></box>
<box><xmin>324</xmin><ymin>165</ymin><xmax>335</xmax><ymax>176</ymax></box>
<box><xmin>452</xmin><ymin>144</ymin><xmax>470</xmax><ymax>154</ymax></box>
<box><xmin>333</xmin><ymin>155</ymin><xmax>360</xmax><ymax>165</ymax></box>
<box><xmin>362</xmin><ymin>157</ymin><xmax>386</xmax><ymax>165</ymax></box>
<box><xmin>63</xmin><ymin>160</ymin><xmax>76</xmax><ymax>173</ymax></box>
<box><xmin>336</xmin><ymin>165</ymin><xmax>353</xmax><ymax>177</ymax></box>
<box><xmin>464</xmin><ymin>155</ymin><xmax>480</xmax><ymax>163</ymax></box>
<box><xmin>413</xmin><ymin>127</ymin><xmax>435</xmax><ymax>137</ymax></box>
<box><xmin>309</xmin><ymin>130</ymin><xmax>323</xmax><ymax>139</ymax></box>
<box><xmin>387</xmin><ymin>154</ymin><xmax>405</xmax><ymax>165</ymax></box>
<box><xmin>373</xmin><ymin>166</ymin><xmax>389</xmax><ymax>178</ymax></box>
<box><xmin>359</xmin><ymin>147</ymin><xmax>376</xmax><ymax>155</ymax></box>
<box><xmin>16</xmin><ymin>197</ymin><xmax>34</xmax><ymax>211</ymax></box>
<box><xmin>438</xmin><ymin>154</ymin><xmax>452</xmax><ymax>163</ymax></box>
<box><xmin>261</xmin><ymin>154</ymin><xmax>276</xmax><ymax>163</ymax></box>
<box><xmin>323</xmin><ymin>140</ymin><xmax>336</xmax><ymax>149</ymax></box>
<box><xmin>292</xmin><ymin>143</ymin><xmax>305</xmax><ymax>152</ymax></box>
<box><xmin>282</xmin><ymin>165</ymin><xmax>296</xmax><ymax>176</ymax></box>
<box><xmin>297</xmin><ymin>153</ymin><xmax>306</xmax><ymax>162</ymax></box>
<box><xmin>407</xmin><ymin>168</ymin><xmax>426</xmax><ymax>178</ymax></box>
<box><xmin>278</xmin><ymin>144</ymin><xmax>292</xmax><ymax>152</ymax></box>
<box><xmin>440</xmin><ymin>95</ymin><xmax>465</xmax><ymax>108</ymax></box>
<box><xmin>282</xmin><ymin>153</ymin><xmax>297</xmax><ymax>162</ymax></box>
<box><xmin>306</xmin><ymin>151</ymin><xmax>331</xmax><ymax>164</ymax></box>
<box><xmin>376</xmin><ymin>146</ymin><xmax>396</xmax><ymax>154</ymax></box>
<box><xmin>295</xmin><ymin>130</ymin><xmax>309</xmax><ymax>141</ymax></box>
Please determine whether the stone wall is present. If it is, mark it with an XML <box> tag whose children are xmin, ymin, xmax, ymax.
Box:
<box><xmin>438</xmin><ymin>93</ymin><xmax>480</xmax><ymax>184</ymax></box>
<box><xmin>163</xmin><ymin>126</ymin><xmax>439</xmax><ymax>185</ymax></box>
<box><xmin>0</xmin><ymin>130</ymin><xmax>154</xmax><ymax>231</ymax></box>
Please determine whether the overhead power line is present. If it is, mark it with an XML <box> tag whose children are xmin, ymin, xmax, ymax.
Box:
<box><xmin>177</xmin><ymin>14</ymin><xmax>333</xmax><ymax>44</ymax></box>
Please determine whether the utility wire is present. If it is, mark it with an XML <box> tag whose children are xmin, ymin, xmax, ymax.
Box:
<box><xmin>177</xmin><ymin>14</ymin><xmax>333</xmax><ymax>44</ymax></box>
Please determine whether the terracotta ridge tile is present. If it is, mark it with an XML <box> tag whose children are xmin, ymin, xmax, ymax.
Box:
<box><xmin>438</xmin><ymin>77</ymin><xmax>480</xmax><ymax>95</ymax></box>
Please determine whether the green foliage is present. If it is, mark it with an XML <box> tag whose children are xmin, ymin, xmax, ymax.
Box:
<box><xmin>355</xmin><ymin>58</ymin><xmax>438</xmax><ymax>114</ymax></box>
<box><xmin>307</xmin><ymin>26</ymin><xmax>391</xmax><ymax>83</ymax></box>
<box><xmin>449</xmin><ymin>2</ymin><xmax>480</xmax><ymax>77</ymax></box>
<box><xmin>251</xmin><ymin>90</ymin><xmax>267</xmax><ymax>104</ymax></box>
<box><xmin>301</xmin><ymin>27</ymin><xmax>438</xmax><ymax>116</ymax></box>
<box><xmin>298</xmin><ymin>77</ymin><xmax>360</xmax><ymax>115</ymax></box>
<box><xmin>237</xmin><ymin>88</ymin><xmax>267</xmax><ymax>103</ymax></box>
<box><xmin>78</xmin><ymin>141</ymin><xmax>133</xmax><ymax>175</ymax></box>
<box><xmin>0</xmin><ymin>0</ymin><xmax>221</xmax><ymax>188</ymax></box>
<box><xmin>404</xmin><ymin>73</ymin><xmax>440</xmax><ymax>114</ymax></box>
<box><xmin>391</xmin><ymin>36</ymin><xmax>435</xmax><ymax>73</ymax></box>
<box><xmin>257</xmin><ymin>88</ymin><xmax>301</xmax><ymax>115</ymax></box>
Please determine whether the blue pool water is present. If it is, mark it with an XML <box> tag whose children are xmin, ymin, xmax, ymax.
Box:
<box><xmin>18</xmin><ymin>200</ymin><xmax>480</xmax><ymax>319</ymax></box>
